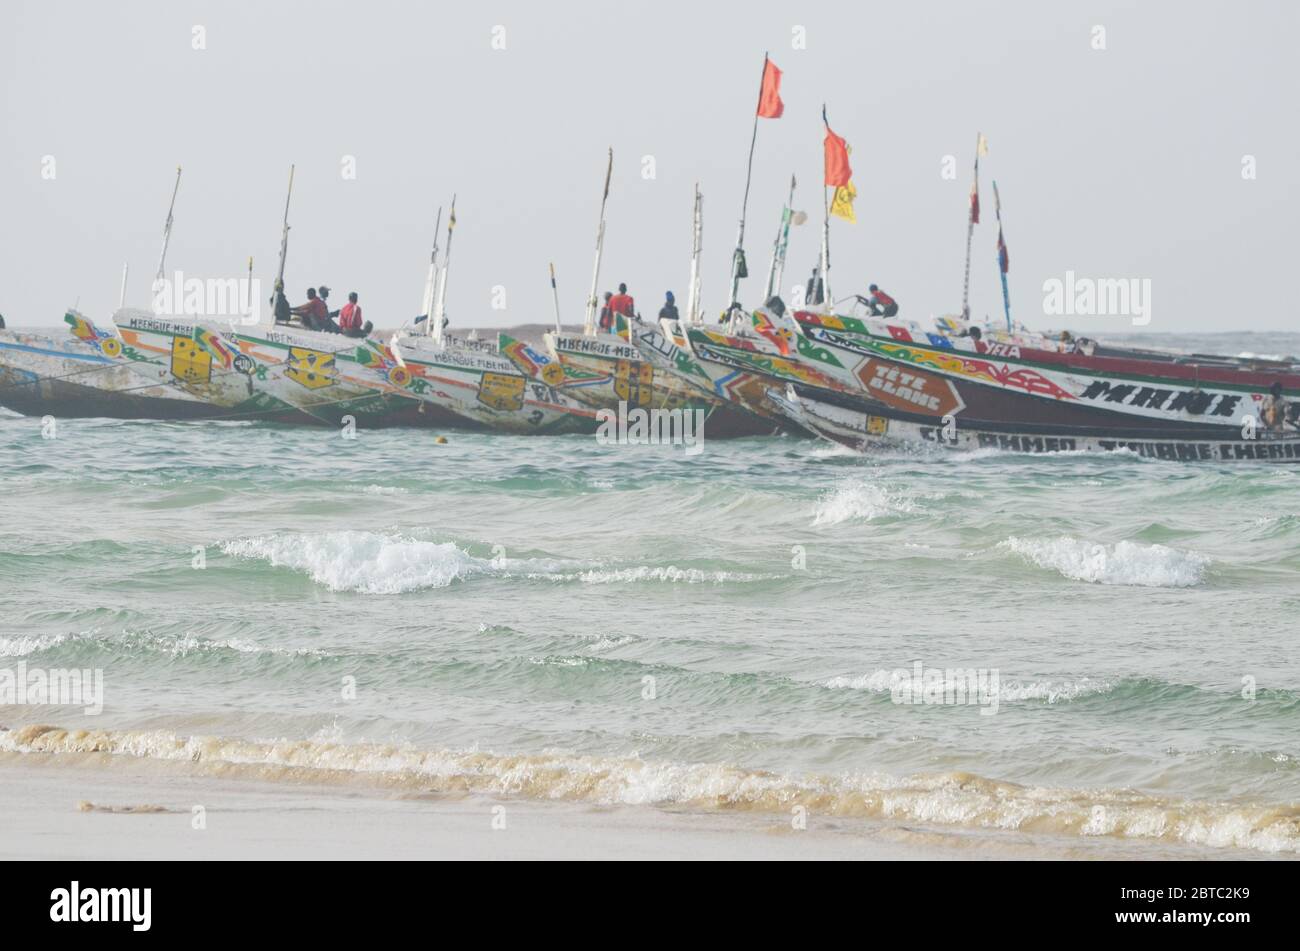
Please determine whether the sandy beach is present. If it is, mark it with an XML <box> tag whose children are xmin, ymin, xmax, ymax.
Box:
<box><xmin>3</xmin><ymin>750</ymin><xmax>1284</xmax><ymax>862</ymax></box>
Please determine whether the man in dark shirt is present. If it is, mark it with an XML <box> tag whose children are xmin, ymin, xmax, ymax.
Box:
<box><xmin>658</xmin><ymin>291</ymin><xmax>680</xmax><ymax>323</ymax></box>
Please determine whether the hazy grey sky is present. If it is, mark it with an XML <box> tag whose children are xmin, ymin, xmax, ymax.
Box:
<box><xmin>2</xmin><ymin>0</ymin><xmax>1296</xmax><ymax>332</ymax></box>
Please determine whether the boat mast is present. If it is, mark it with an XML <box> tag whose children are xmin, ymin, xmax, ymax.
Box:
<box><xmin>961</xmin><ymin>133</ymin><xmax>985</xmax><ymax>322</ymax></box>
<box><xmin>821</xmin><ymin>107</ymin><xmax>835</xmax><ymax>312</ymax></box>
<box><xmin>687</xmin><ymin>183</ymin><xmax>703</xmax><ymax>326</ymax></box>
<box><xmin>420</xmin><ymin>206</ymin><xmax>443</xmax><ymax>336</ymax></box>
<box><xmin>275</xmin><ymin>164</ymin><xmax>295</xmax><ymax>295</ymax></box>
<box><xmin>764</xmin><ymin>174</ymin><xmax>796</xmax><ymax>303</ymax></box>
<box><xmin>819</xmin><ymin>185</ymin><xmax>832</xmax><ymax>312</ymax></box>
<box><xmin>728</xmin><ymin>52</ymin><xmax>773</xmax><ymax>318</ymax></box>
<box><xmin>118</xmin><ymin>263</ymin><xmax>129</xmax><ymax>309</ymax></box>
<box><xmin>549</xmin><ymin>262</ymin><xmax>563</xmax><ymax>334</ymax></box>
<box><xmin>584</xmin><ymin>148</ymin><xmax>613</xmax><ymax>337</ymax></box>
<box><xmin>155</xmin><ymin>165</ymin><xmax>182</xmax><ymax>285</ymax></box>
<box><xmin>993</xmin><ymin>180</ymin><xmax>1011</xmax><ymax>332</ymax></box>
<box><xmin>432</xmin><ymin>196</ymin><xmax>456</xmax><ymax>345</ymax></box>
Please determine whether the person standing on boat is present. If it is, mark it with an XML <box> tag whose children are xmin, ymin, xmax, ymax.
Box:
<box><xmin>338</xmin><ymin>292</ymin><xmax>372</xmax><ymax>338</ymax></box>
<box><xmin>805</xmin><ymin>266</ymin><xmax>824</xmax><ymax>306</ymax></box>
<box><xmin>659</xmin><ymin>291</ymin><xmax>680</xmax><ymax>323</ymax></box>
<box><xmin>0</xmin><ymin>313</ymin><xmax>6</xmax><ymax>329</ymax></box>
<box><xmin>1261</xmin><ymin>382</ymin><xmax>1291</xmax><ymax>431</ymax></box>
<box><xmin>866</xmin><ymin>284</ymin><xmax>899</xmax><ymax>318</ymax></box>
<box><xmin>598</xmin><ymin>292</ymin><xmax>614</xmax><ymax>332</ymax></box>
<box><xmin>609</xmin><ymin>283</ymin><xmax>636</xmax><ymax>323</ymax></box>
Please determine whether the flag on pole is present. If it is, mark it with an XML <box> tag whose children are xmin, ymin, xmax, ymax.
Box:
<box><xmin>831</xmin><ymin>181</ymin><xmax>857</xmax><ymax>223</ymax></box>
<box><xmin>997</xmin><ymin>229</ymin><xmax>1009</xmax><ymax>273</ymax></box>
<box><xmin>823</xmin><ymin>110</ymin><xmax>852</xmax><ymax>187</ymax></box>
<box><xmin>824</xmin><ymin>109</ymin><xmax>856</xmax><ymax>222</ymax></box>
<box><xmin>757</xmin><ymin>58</ymin><xmax>784</xmax><ymax>118</ymax></box>
<box><xmin>969</xmin><ymin>133</ymin><xmax>987</xmax><ymax>224</ymax></box>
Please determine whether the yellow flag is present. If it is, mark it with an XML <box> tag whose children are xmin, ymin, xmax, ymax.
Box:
<box><xmin>830</xmin><ymin>181</ymin><xmax>857</xmax><ymax>223</ymax></box>
<box><xmin>976</xmin><ymin>132</ymin><xmax>989</xmax><ymax>157</ymax></box>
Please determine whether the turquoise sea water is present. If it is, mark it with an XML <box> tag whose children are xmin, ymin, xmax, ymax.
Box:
<box><xmin>2</xmin><ymin>332</ymin><xmax>1299</xmax><ymax>855</ymax></box>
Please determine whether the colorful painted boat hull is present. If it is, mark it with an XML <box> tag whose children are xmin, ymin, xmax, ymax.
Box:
<box><xmin>0</xmin><ymin>325</ymin><xmax>227</xmax><ymax>420</ymax></box>
<box><xmin>770</xmin><ymin>385</ymin><xmax>1300</xmax><ymax>463</ymax></box>
<box><xmin>794</xmin><ymin>311</ymin><xmax>1298</xmax><ymax>437</ymax></box>
<box><xmin>541</xmin><ymin>329</ymin><xmax>775</xmax><ymax>438</ymax></box>
<box><xmin>379</xmin><ymin>335</ymin><xmax>601</xmax><ymax>434</ymax></box>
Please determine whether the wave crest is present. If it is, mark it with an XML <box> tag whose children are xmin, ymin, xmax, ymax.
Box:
<box><xmin>1001</xmin><ymin>536</ymin><xmax>1209</xmax><ymax>587</ymax></box>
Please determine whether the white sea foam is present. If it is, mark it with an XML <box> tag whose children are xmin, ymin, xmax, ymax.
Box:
<box><xmin>0</xmin><ymin>633</ymin><xmax>74</xmax><ymax>657</ymax></box>
<box><xmin>820</xmin><ymin>670</ymin><xmax>1114</xmax><ymax>703</ymax></box>
<box><xmin>812</xmin><ymin>478</ymin><xmax>918</xmax><ymax>525</ymax></box>
<box><xmin>6</xmin><ymin>724</ymin><xmax>1299</xmax><ymax>855</ymax></box>
<box><xmin>222</xmin><ymin>531</ymin><xmax>480</xmax><ymax>594</ymax></box>
<box><xmin>1000</xmin><ymin>536</ymin><xmax>1209</xmax><ymax>587</ymax></box>
<box><xmin>571</xmin><ymin>566</ymin><xmax>768</xmax><ymax>585</ymax></box>
<box><xmin>222</xmin><ymin>531</ymin><xmax>764</xmax><ymax>593</ymax></box>
<box><xmin>806</xmin><ymin>443</ymin><xmax>860</xmax><ymax>459</ymax></box>
<box><xmin>361</xmin><ymin>484</ymin><xmax>407</xmax><ymax>496</ymax></box>
<box><xmin>0</xmin><ymin>629</ymin><xmax>324</xmax><ymax>660</ymax></box>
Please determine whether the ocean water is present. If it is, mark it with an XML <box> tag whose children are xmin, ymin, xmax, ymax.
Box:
<box><xmin>2</xmin><ymin>331</ymin><xmax>1299</xmax><ymax>856</ymax></box>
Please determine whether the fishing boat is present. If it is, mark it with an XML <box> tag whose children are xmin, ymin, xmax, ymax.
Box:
<box><xmin>369</xmin><ymin>200</ymin><xmax>600</xmax><ymax>434</ymax></box>
<box><xmin>124</xmin><ymin>166</ymin><xmax>429</xmax><ymax>427</ymax></box>
<box><xmin>752</xmin><ymin>124</ymin><xmax>1300</xmax><ymax>462</ymax></box>
<box><xmin>525</xmin><ymin>153</ymin><xmax>776</xmax><ymax>438</ymax></box>
<box><xmin>775</xmin><ymin>128</ymin><xmax>1300</xmax><ymax>459</ymax></box>
<box><xmin>77</xmin><ymin>309</ymin><xmax>316</xmax><ymax>424</ymax></box>
<box><xmin>771</xmin><ymin>379</ymin><xmax>1300</xmax><ymax>463</ymax></box>
<box><xmin>540</xmin><ymin>177</ymin><xmax>765</xmax><ymax>434</ymax></box>
<box><xmin>0</xmin><ymin>322</ymin><xmax>228</xmax><ymax>420</ymax></box>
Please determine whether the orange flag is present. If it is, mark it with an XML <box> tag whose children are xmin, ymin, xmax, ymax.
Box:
<box><xmin>757</xmin><ymin>58</ymin><xmax>784</xmax><ymax>118</ymax></box>
<box><xmin>823</xmin><ymin>110</ymin><xmax>852</xmax><ymax>187</ymax></box>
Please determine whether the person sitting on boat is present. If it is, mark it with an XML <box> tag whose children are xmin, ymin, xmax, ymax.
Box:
<box><xmin>609</xmin><ymin>283</ymin><xmax>636</xmax><ymax>322</ymax></box>
<box><xmin>338</xmin><ymin>292</ymin><xmax>373</xmax><ymax>339</ymax></box>
<box><xmin>271</xmin><ymin>281</ymin><xmax>292</xmax><ymax>325</ymax></box>
<box><xmin>1261</xmin><ymin>382</ymin><xmax>1292</xmax><ymax>431</ymax></box>
<box><xmin>598</xmin><ymin>292</ymin><xmax>614</xmax><ymax>332</ymax></box>
<box><xmin>865</xmin><ymin>284</ymin><xmax>899</xmax><ymax>318</ymax></box>
<box><xmin>659</xmin><ymin>291</ymin><xmax>680</xmax><ymax>323</ymax></box>
<box><xmin>291</xmin><ymin>288</ymin><xmax>339</xmax><ymax>333</ymax></box>
<box><xmin>318</xmin><ymin>285</ymin><xmax>338</xmax><ymax>320</ymax></box>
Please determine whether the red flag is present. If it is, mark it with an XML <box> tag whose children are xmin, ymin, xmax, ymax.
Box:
<box><xmin>757</xmin><ymin>59</ymin><xmax>784</xmax><ymax>118</ymax></box>
<box><xmin>998</xmin><ymin>229</ymin><xmax>1009</xmax><ymax>273</ymax></box>
<box><xmin>969</xmin><ymin>182</ymin><xmax>981</xmax><ymax>225</ymax></box>
<box><xmin>823</xmin><ymin>116</ymin><xmax>852</xmax><ymax>187</ymax></box>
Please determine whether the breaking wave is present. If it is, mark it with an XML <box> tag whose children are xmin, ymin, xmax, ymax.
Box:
<box><xmin>222</xmin><ymin>532</ymin><xmax>479</xmax><ymax>594</ymax></box>
<box><xmin>1000</xmin><ymin>536</ymin><xmax>1210</xmax><ymax>587</ymax></box>
<box><xmin>4</xmin><ymin>723</ymin><xmax>1298</xmax><ymax>855</ymax></box>
<box><xmin>220</xmin><ymin>531</ymin><xmax>767</xmax><ymax>594</ymax></box>
<box><xmin>812</xmin><ymin>477</ymin><xmax>919</xmax><ymax>525</ymax></box>
<box><xmin>0</xmin><ymin>629</ymin><xmax>328</xmax><ymax>661</ymax></box>
<box><xmin>820</xmin><ymin>670</ymin><xmax>1116</xmax><ymax>704</ymax></box>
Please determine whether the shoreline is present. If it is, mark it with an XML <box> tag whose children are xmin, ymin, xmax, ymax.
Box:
<box><xmin>1</xmin><ymin>752</ymin><xmax>1284</xmax><ymax>861</ymax></box>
